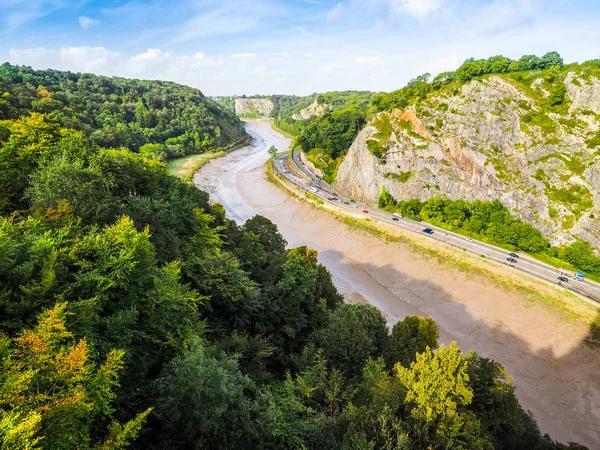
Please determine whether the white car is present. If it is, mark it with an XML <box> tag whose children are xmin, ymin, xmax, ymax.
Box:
<box><xmin>393</xmin><ymin>213</ymin><xmax>403</xmax><ymax>218</ymax></box>
<box><xmin>466</xmin><ymin>237</ymin><xmax>474</xmax><ymax>242</ymax></box>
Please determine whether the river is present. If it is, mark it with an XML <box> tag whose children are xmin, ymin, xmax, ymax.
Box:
<box><xmin>193</xmin><ymin>119</ymin><xmax>600</xmax><ymax>448</ymax></box>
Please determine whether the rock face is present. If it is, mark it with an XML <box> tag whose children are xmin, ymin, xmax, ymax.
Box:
<box><xmin>235</xmin><ymin>98</ymin><xmax>274</xmax><ymax>117</ymax></box>
<box><xmin>336</xmin><ymin>74</ymin><xmax>600</xmax><ymax>249</ymax></box>
<box><xmin>292</xmin><ymin>100</ymin><xmax>328</xmax><ymax>120</ymax></box>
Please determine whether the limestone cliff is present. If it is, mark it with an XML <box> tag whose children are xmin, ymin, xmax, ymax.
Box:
<box><xmin>336</xmin><ymin>74</ymin><xmax>600</xmax><ymax>248</ymax></box>
<box><xmin>292</xmin><ymin>100</ymin><xmax>329</xmax><ymax>120</ymax></box>
<box><xmin>235</xmin><ymin>98</ymin><xmax>274</xmax><ymax>117</ymax></box>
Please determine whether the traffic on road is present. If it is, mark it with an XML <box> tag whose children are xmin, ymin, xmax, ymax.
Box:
<box><xmin>273</xmin><ymin>151</ymin><xmax>600</xmax><ymax>304</ymax></box>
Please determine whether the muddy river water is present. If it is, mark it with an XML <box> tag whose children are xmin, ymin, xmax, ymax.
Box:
<box><xmin>193</xmin><ymin>120</ymin><xmax>600</xmax><ymax>448</ymax></box>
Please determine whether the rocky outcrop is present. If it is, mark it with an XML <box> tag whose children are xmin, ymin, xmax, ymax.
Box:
<box><xmin>235</xmin><ymin>98</ymin><xmax>274</xmax><ymax>117</ymax></box>
<box><xmin>336</xmin><ymin>74</ymin><xmax>600</xmax><ymax>249</ymax></box>
<box><xmin>292</xmin><ymin>100</ymin><xmax>328</xmax><ymax>120</ymax></box>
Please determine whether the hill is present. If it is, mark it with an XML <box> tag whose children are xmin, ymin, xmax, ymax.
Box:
<box><xmin>0</xmin><ymin>63</ymin><xmax>248</xmax><ymax>159</ymax></box>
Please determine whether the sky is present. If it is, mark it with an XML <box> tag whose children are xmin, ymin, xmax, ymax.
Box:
<box><xmin>1</xmin><ymin>0</ymin><xmax>600</xmax><ymax>95</ymax></box>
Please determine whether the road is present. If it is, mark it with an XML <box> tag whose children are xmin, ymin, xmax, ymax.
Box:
<box><xmin>273</xmin><ymin>150</ymin><xmax>600</xmax><ymax>304</ymax></box>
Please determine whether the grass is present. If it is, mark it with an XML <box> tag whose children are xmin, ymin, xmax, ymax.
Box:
<box><xmin>384</xmin><ymin>171</ymin><xmax>413</xmax><ymax>183</ymax></box>
<box><xmin>167</xmin><ymin>152</ymin><xmax>225</xmax><ymax>180</ymax></box>
<box><xmin>270</xmin><ymin>120</ymin><xmax>296</xmax><ymax>139</ymax></box>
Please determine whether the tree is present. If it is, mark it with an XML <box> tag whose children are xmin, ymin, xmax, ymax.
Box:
<box><xmin>322</xmin><ymin>304</ymin><xmax>389</xmax><ymax>379</ymax></box>
<box><xmin>539</xmin><ymin>51</ymin><xmax>564</xmax><ymax>69</ymax></box>
<box><xmin>395</xmin><ymin>342</ymin><xmax>491</xmax><ymax>449</ymax></box>
<box><xmin>386</xmin><ymin>316</ymin><xmax>439</xmax><ymax>368</ymax></box>
<box><xmin>268</xmin><ymin>145</ymin><xmax>278</xmax><ymax>158</ymax></box>
<box><xmin>456</xmin><ymin>60</ymin><xmax>483</xmax><ymax>82</ymax></box>
<box><xmin>154</xmin><ymin>336</ymin><xmax>260</xmax><ymax>449</ymax></box>
<box><xmin>0</xmin><ymin>303</ymin><xmax>150</xmax><ymax>450</ymax></box>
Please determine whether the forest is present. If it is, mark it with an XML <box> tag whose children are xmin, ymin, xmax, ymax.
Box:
<box><xmin>0</xmin><ymin>95</ymin><xmax>589</xmax><ymax>447</ymax></box>
<box><xmin>0</xmin><ymin>63</ymin><xmax>248</xmax><ymax>160</ymax></box>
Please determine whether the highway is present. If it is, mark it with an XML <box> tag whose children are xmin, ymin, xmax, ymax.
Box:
<box><xmin>273</xmin><ymin>150</ymin><xmax>600</xmax><ymax>304</ymax></box>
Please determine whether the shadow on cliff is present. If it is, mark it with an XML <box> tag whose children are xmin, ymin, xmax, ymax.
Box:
<box><xmin>317</xmin><ymin>248</ymin><xmax>600</xmax><ymax>448</ymax></box>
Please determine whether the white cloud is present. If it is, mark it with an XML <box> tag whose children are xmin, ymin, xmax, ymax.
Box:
<box><xmin>232</xmin><ymin>53</ymin><xmax>257</xmax><ymax>58</ymax></box>
<box><xmin>327</xmin><ymin>3</ymin><xmax>344</xmax><ymax>21</ymax></box>
<box><xmin>354</xmin><ymin>56</ymin><xmax>380</xmax><ymax>64</ymax></box>
<box><xmin>78</xmin><ymin>16</ymin><xmax>100</xmax><ymax>30</ymax></box>
<box><xmin>386</xmin><ymin>0</ymin><xmax>444</xmax><ymax>18</ymax></box>
<box><xmin>422</xmin><ymin>53</ymin><xmax>459</xmax><ymax>74</ymax></box>
<box><xmin>475</xmin><ymin>0</ymin><xmax>536</xmax><ymax>33</ymax></box>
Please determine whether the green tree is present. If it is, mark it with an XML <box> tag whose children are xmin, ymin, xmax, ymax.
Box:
<box><xmin>396</xmin><ymin>342</ymin><xmax>490</xmax><ymax>449</ymax></box>
<box><xmin>0</xmin><ymin>303</ymin><xmax>150</xmax><ymax>450</ymax></box>
<box><xmin>386</xmin><ymin>316</ymin><xmax>439</xmax><ymax>368</ymax></box>
<box><xmin>268</xmin><ymin>145</ymin><xmax>278</xmax><ymax>158</ymax></box>
<box><xmin>155</xmin><ymin>336</ymin><xmax>260</xmax><ymax>449</ymax></box>
<box><xmin>322</xmin><ymin>304</ymin><xmax>389</xmax><ymax>379</ymax></box>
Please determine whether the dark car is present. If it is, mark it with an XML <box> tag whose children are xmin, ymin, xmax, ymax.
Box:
<box><xmin>509</xmin><ymin>252</ymin><xmax>519</xmax><ymax>258</ymax></box>
<box><xmin>392</xmin><ymin>217</ymin><xmax>399</xmax><ymax>221</ymax></box>
<box><xmin>423</xmin><ymin>228</ymin><xmax>433</xmax><ymax>234</ymax></box>
<box><xmin>344</xmin><ymin>201</ymin><xmax>349</xmax><ymax>205</ymax></box>
<box><xmin>350</xmin><ymin>199</ymin><xmax>356</xmax><ymax>203</ymax></box>
<box><xmin>506</xmin><ymin>257</ymin><xmax>517</xmax><ymax>264</ymax></box>
<box><xmin>558</xmin><ymin>276</ymin><xmax>569</xmax><ymax>283</ymax></box>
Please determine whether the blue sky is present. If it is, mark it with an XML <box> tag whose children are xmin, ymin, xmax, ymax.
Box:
<box><xmin>2</xmin><ymin>0</ymin><xmax>600</xmax><ymax>95</ymax></box>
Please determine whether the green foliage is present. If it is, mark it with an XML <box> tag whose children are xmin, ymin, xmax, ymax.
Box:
<box><xmin>297</xmin><ymin>106</ymin><xmax>366</xmax><ymax>160</ymax></box>
<box><xmin>0</xmin><ymin>303</ymin><xmax>150</xmax><ymax>450</ymax></box>
<box><xmin>155</xmin><ymin>336</ymin><xmax>260</xmax><ymax>449</ymax></box>
<box><xmin>0</xmin><ymin>80</ymin><xmax>588</xmax><ymax>449</ymax></box>
<box><xmin>384</xmin><ymin>171</ymin><xmax>413</xmax><ymax>183</ymax></box>
<box><xmin>321</xmin><ymin>304</ymin><xmax>388</xmax><ymax>379</ymax></box>
<box><xmin>386</xmin><ymin>316</ymin><xmax>439</xmax><ymax>368</ymax></box>
<box><xmin>0</xmin><ymin>63</ymin><xmax>247</xmax><ymax>157</ymax></box>
<box><xmin>378</xmin><ymin>185</ymin><xmax>396</xmax><ymax>210</ymax></box>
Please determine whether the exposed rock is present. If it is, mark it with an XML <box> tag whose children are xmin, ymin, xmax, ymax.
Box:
<box><xmin>235</xmin><ymin>98</ymin><xmax>274</xmax><ymax>117</ymax></box>
<box><xmin>336</xmin><ymin>74</ymin><xmax>600</xmax><ymax>249</ymax></box>
<box><xmin>292</xmin><ymin>100</ymin><xmax>329</xmax><ymax>120</ymax></box>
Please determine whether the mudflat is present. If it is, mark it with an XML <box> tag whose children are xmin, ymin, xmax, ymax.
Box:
<box><xmin>193</xmin><ymin>119</ymin><xmax>600</xmax><ymax>448</ymax></box>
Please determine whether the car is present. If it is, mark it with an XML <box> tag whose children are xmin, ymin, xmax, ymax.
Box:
<box><xmin>466</xmin><ymin>237</ymin><xmax>474</xmax><ymax>242</ymax></box>
<box><xmin>350</xmin><ymin>199</ymin><xmax>356</xmax><ymax>203</ymax></box>
<box><xmin>327</xmin><ymin>197</ymin><xmax>333</xmax><ymax>201</ymax></box>
<box><xmin>393</xmin><ymin>212</ymin><xmax>403</xmax><ymax>218</ymax></box>
<box><xmin>423</xmin><ymin>228</ymin><xmax>433</xmax><ymax>234</ymax></box>
<box><xmin>392</xmin><ymin>217</ymin><xmax>399</xmax><ymax>221</ymax></box>
<box><xmin>343</xmin><ymin>201</ymin><xmax>349</xmax><ymax>205</ymax></box>
<box><xmin>576</xmin><ymin>272</ymin><xmax>585</xmax><ymax>281</ymax></box>
<box><xmin>362</xmin><ymin>209</ymin><xmax>368</xmax><ymax>213</ymax></box>
<box><xmin>354</xmin><ymin>205</ymin><xmax>359</xmax><ymax>208</ymax></box>
<box><xmin>558</xmin><ymin>276</ymin><xmax>569</xmax><ymax>283</ymax></box>
<box><xmin>332</xmin><ymin>193</ymin><xmax>337</xmax><ymax>196</ymax></box>
<box><xmin>309</xmin><ymin>187</ymin><xmax>317</xmax><ymax>193</ymax></box>
<box><xmin>506</xmin><ymin>257</ymin><xmax>517</xmax><ymax>264</ymax></box>
<box><xmin>508</xmin><ymin>252</ymin><xmax>519</xmax><ymax>258</ymax></box>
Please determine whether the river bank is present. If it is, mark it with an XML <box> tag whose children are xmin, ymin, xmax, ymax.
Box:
<box><xmin>193</xmin><ymin>119</ymin><xmax>600</xmax><ymax>447</ymax></box>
